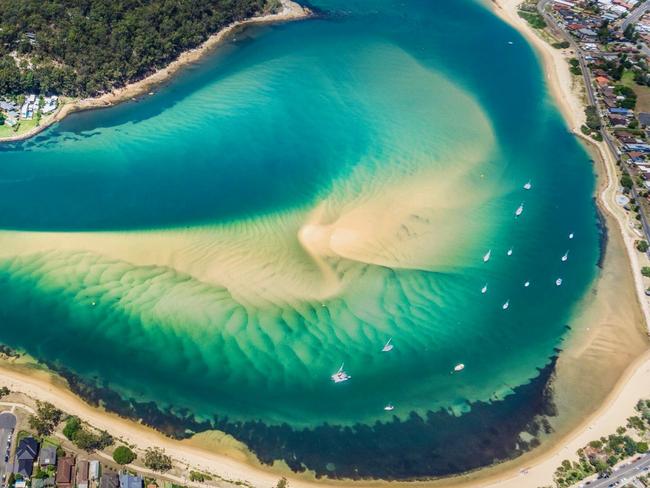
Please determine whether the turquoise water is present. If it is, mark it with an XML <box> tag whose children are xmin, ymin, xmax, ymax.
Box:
<box><xmin>0</xmin><ymin>0</ymin><xmax>600</xmax><ymax>479</ymax></box>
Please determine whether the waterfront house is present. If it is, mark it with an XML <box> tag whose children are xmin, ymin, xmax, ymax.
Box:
<box><xmin>55</xmin><ymin>456</ymin><xmax>75</xmax><ymax>488</ymax></box>
<box><xmin>100</xmin><ymin>472</ymin><xmax>119</xmax><ymax>488</ymax></box>
<box><xmin>119</xmin><ymin>473</ymin><xmax>144</xmax><ymax>488</ymax></box>
<box><xmin>76</xmin><ymin>459</ymin><xmax>89</xmax><ymax>488</ymax></box>
<box><xmin>89</xmin><ymin>460</ymin><xmax>100</xmax><ymax>480</ymax></box>
<box><xmin>38</xmin><ymin>445</ymin><xmax>57</xmax><ymax>467</ymax></box>
<box><xmin>639</xmin><ymin>112</ymin><xmax>650</xmax><ymax>127</ymax></box>
<box><xmin>14</xmin><ymin>437</ymin><xmax>39</xmax><ymax>478</ymax></box>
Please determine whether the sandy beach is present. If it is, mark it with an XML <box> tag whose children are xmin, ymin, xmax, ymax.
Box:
<box><xmin>0</xmin><ymin>0</ymin><xmax>310</xmax><ymax>144</ymax></box>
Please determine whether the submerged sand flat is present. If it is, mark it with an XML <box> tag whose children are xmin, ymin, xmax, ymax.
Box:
<box><xmin>0</xmin><ymin>0</ymin><xmax>643</xmax><ymax>482</ymax></box>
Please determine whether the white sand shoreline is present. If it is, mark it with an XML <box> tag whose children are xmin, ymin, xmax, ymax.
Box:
<box><xmin>0</xmin><ymin>0</ymin><xmax>311</xmax><ymax>143</ymax></box>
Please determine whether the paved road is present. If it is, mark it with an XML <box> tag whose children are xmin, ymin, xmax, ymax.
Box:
<box><xmin>581</xmin><ymin>453</ymin><xmax>650</xmax><ymax>487</ymax></box>
<box><xmin>0</xmin><ymin>412</ymin><xmax>16</xmax><ymax>486</ymax></box>
<box><xmin>621</xmin><ymin>0</ymin><xmax>650</xmax><ymax>30</ymax></box>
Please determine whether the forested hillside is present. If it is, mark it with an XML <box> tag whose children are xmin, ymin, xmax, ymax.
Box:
<box><xmin>0</xmin><ymin>0</ymin><xmax>276</xmax><ymax>97</ymax></box>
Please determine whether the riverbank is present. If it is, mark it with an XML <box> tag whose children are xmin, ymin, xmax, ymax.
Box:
<box><xmin>0</xmin><ymin>0</ymin><xmax>310</xmax><ymax>144</ymax></box>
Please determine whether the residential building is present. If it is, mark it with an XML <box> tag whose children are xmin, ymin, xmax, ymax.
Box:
<box><xmin>89</xmin><ymin>460</ymin><xmax>100</xmax><ymax>480</ymax></box>
<box><xmin>119</xmin><ymin>473</ymin><xmax>144</xmax><ymax>488</ymax></box>
<box><xmin>100</xmin><ymin>472</ymin><xmax>119</xmax><ymax>488</ymax></box>
<box><xmin>55</xmin><ymin>456</ymin><xmax>75</xmax><ymax>488</ymax></box>
<box><xmin>14</xmin><ymin>437</ymin><xmax>39</xmax><ymax>478</ymax></box>
<box><xmin>38</xmin><ymin>445</ymin><xmax>57</xmax><ymax>467</ymax></box>
<box><xmin>76</xmin><ymin>459</ymin><xmax>89</xmax><ymax>488</ymax></box>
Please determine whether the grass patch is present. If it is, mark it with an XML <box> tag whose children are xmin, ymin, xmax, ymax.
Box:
<box><xmin>0</xmin><ymin>118</ymin><xmax>39</xmax><ymax>139</ymax></box>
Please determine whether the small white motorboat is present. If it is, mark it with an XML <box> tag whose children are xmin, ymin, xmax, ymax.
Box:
<box><xmin>524</xmin><ymin>281</ymin><xmax>530</xmax><ymax>287</ymax></box>
<box><xmin>556</xmin><ymin>278</ymin><xmax>563</xmax><ymax>286</ymax></box>
<box><xmin>483</xmin><ymin>249</ymin><xmax>491</xmax><ymax>263</ymax></box>
<box><xmin>561</xmin><ymin>251</ymin><xmax>569</xmax><ymax>262</ymax></box>
<box><xmin>382</xmin><ymin>338</ymin><xmax>394</xmax><ymax>352</ymax></box>
<box><xmin>331</xmin><ymin>363</ymin><xmax>351</xmax><ymax>383</ymax></box>
<box><xmin>502</xmin><ymin>300</ymin><xmax>510</xmax><ymax>310</ymax></box>
<box><xmin>507</xmin><ymin>248</ymin><xmax>513</xmax><ymax>256</ymax></box>
<box><xmin>454</xmin><ymin>363</ymin><xmax>465</xmax><ymax>372</ymax></box>
<box><xmin>515</xmin><ymin>203</ymin><xmax>524</xmax><ymax>217</ymax></box>
<box><xmin>523</xmin><ymin>180</ymin><xmax>532</xmax><ymax>190</ymax></box>
<box><xmin>569</xmin><ymin>233</ymin><xmax>574</xmax><ymax>239</ymax></box>
<box><xmin>481</xmin><ymin>283</ymin><xmax>488</xmax><ymax>294</ymax></box>
<box><xmin>384</xmin><ymin>404</ymin><xmax>395</xmax><ymax>411</ymax></box>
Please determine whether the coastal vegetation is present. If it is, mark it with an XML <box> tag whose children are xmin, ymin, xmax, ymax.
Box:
<box><xmin>113</xmin><ymin>445</ymin><xmax>137</xmax><ymax>465</ymax></box>
<box><xmin>549</xmin><ymin>400</ymin><xmax>650</xmax><ymax>487</ymax></box>
<box><xmin>28</xmin><ymin>401</ymin><xmax>62</xmax><ymax>436</ymax></box>
<box><xmin>518</xmin><ymin>9</ymin><xmax>548</xmax><ymax>29</ymax></box>
<box><xmin>62</xmin><ymin>415</ymin><xmax>113</xmax><ymax>452</ymax></box>
<box><xmin>143</xmin><ymin>448</ymin><xmax>172</xmax><ymax>472</ymax></box>
<box><xmin>0</xmin><ymin>0</ymin><xmax>277</xmax><ymax>97</ymax></box>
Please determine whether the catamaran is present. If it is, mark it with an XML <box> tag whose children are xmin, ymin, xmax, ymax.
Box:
<box><xmin>481</xmin><ymin>283</ymin><xmax>488</xmax><ymax>294</ymax></box>
<box><xmin>561</xmin><ymin>251</ymin><xmax>569</xmax><ymax>262</ymax></box>
<box><xmin>483</xmin><ymin>249</ymin><xmax>491</xmax><ymax>262</ymax></box>
<box><xmin>507</xmin><ymin>248</ymin><xmax>513</xmax><ymax>256</ymax></box>
<box><xmin>454</xmin><ymin>363</ymin><xmax>465</xmax><ymax>372</ymax></box>
<box><xmin>502</xmin><ymin>300</ymin><xmax>510</xmax><ymax>310</ymax></box>
<box><xmin>523</xmin><ymin>180</ymin><xmax>532</xmax><ymax>190</ymax></box>
<box><xmin>331</xmin><ymin>363</ymin><xmax>351</xmax><ymax>383</ymax></box>
<box><xmin>382</xmin><ymin>338</ymin><xmax>394</xmax><ymax>352</ymax></box>
<box><xmin>515</xmin><ymin>203</ymin><xmax>524</xmax><ymax>217</ymax></box>
<box><xmin>556</xmin><ymin>278</ymin><xmax>563</xmax><ymax>286</ymax></box>
<box><xmin>384</xmin><ymin>404</ymin><xmax>395</xmax><ymax>411</ymax></box>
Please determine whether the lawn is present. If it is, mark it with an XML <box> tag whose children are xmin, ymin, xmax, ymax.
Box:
<box><xmin>620</xmin><ymin>69</ymin><xmax>650</xmax><ymax>113</ymax></box>
<box><xmin>0</xmin><ymin>118</ymin><xmax>40</xmax><ymax>139</ymax></box>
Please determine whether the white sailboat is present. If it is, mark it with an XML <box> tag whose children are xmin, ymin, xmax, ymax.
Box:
<box><xmin>331</xmin><ymin>363</ymin><xmax>351</xmax><ymax>383</ymax></box>
<box><xmin>507</xmin><ymin>248</ymin><xmax>513</xmax><ymax>256</ymax></box>
<box><xmin>556</xmin><ymin>278</ymin><xmax>563</xmax><ymax>286</ymax></box>
<box><xmin>454</xmin><ymin>363</ymin><xmax>465</xmax><ymax>372</ymax></box>
<box><xmin>523</xmin><ymin>180</ymin><xmax>532</xmax><ymax>190</ymax></box>
<box><xmin>515</xmin><ymin>203</ymin><xmax>524</xmax><ymax>217</ymax></box>
<box><xmin>569</xmin><ymin>233</ymin><xmax>574</xmax><ymax>239</ymax></box>
<box><xmin>524</xmin><ymin>281</ymin><xmax>530</xmax><ymax>287</ymax></box>
<box><xmin>483</xmin><ymin>249</ymin><xmax>491</xmax><ymax>262</ymax></box>
<box><xmin>481</xmin><ymin>283</ymin><xmax>488</xmax><ymax>294</ymax></box>
<box><xmin>382</xmin><ymin>338</ymin><xmax>394</xmax><ymax>352</ymax></box>
<box><xmin>384</xmin><ymin>404</ymin><xmax>395</xmax><ymax>411</ymax></box>
<box><xmin>561</xmin><ymin>251</ymin><xmax>569</xmax><ymax>262</ymax></box>
<box><xmin>502</xmin><ymin>300</ymin><xmax>510</xmax><ymax>310</ymax></box>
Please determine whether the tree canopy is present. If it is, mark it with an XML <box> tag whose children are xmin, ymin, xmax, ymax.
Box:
<box><xmin>0</xmin><ymin>0</ymin><xmax>274</xmax><ymax>97</ymax></box>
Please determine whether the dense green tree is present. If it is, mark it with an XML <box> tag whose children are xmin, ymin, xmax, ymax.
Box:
<box><xmin>112</xmin><ymin>446</ymin><xmax>136</xmax><ymax>465</ymax></box>
<box><xmin>0</xmin><ymin>0</ymin><xmax>274</xmax><ymax>97</ymax></box>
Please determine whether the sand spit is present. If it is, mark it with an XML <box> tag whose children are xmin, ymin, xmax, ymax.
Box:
<box><xmin>0</xmin><ymin>0</ymin><xmax>310</xmax><ymax>144</ymax></box>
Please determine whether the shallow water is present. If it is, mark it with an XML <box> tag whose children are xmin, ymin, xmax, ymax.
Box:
<box><xmin>0</xmin><ymin>0</ymin><xmax>600</xmax><ymax>478</ymax></box>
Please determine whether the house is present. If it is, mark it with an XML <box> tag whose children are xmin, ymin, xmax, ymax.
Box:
<box><xmin>14</xmin><ymin>437</ymin><xmax>39</xmax><ymax>478</ymax></box>
<box><xmin>609</xmin><ymin>107</ymin><xmax>633</xmax><ymax>115</ymax></box>
<box><xmin>595</xmin><ymin>75</ymin><xmax>610</xmax><ymax>86</ymax></box>
<box><xmin>638</xmin><ymin>112</ymin><xmax>650</xmax><ymax>127</ymax></box>
<box><xmin>119</xmin><ymin>474</ymin><xmax>144</xmax><ymax>488</ymax></box>
<box><xmin>38</xmin><ymin>445</ymin><xmax>57</xmax><ymax>467</ymax></box>
<box><xmin>89</xmin><ymin>460</ymin><xmax>100</xmax><ymax>480</ymax></box>
<box><xmin>41</xmin><ymin>96</ymin><xmax>58</xmax><ymax>114</ymax></box>
<box><xmin>32</xmin><ymin>477</ymin><xmax>55</xmax><ymax>488</ymax></box>
<box><xmin>609</xmin><ymin>114</ymin><xmax>628</xmax><ymax>126</ymax></box>
<box><xmin>100</xmin><ymin>472</ymin><xmax>119</xmax><ymax>488</ymax></box>
<box><xmin>76</xmin><ymin>459</ymin><xmax>89</xmax><ymax>488</ymax></box>
<box><xmin>55</xmin><ymin>456</ymin><xmax>75</xmax><ymax>488</ymax></box>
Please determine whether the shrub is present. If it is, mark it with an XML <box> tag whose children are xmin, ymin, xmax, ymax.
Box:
<box><xmin>113</xmin><ymin>446</ymin><xmax>136</xmax><ymax>465</ymax></box>
<box><xmin>621</xmin><ymin>174</ymin><xmax>633</xmax><ymax>189</ymax></box>
<box><xmin>144</xmin><ymin>448</ymin><xmax>172</xmax><ymax>472</ymax></box>
<box><xmin>636</xmin><ymin>240</ymin><xmax>648</xmax><ymax>252</ymax></box>
<box><xmin>637</xmin><ymin>441</ymin><xmax>649</xmax><ymax>453</ymax></box>
<box><xmin>63</xmin><ymin>416</ymin><xmax>81</xmax><ymax>440</ymax></box>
